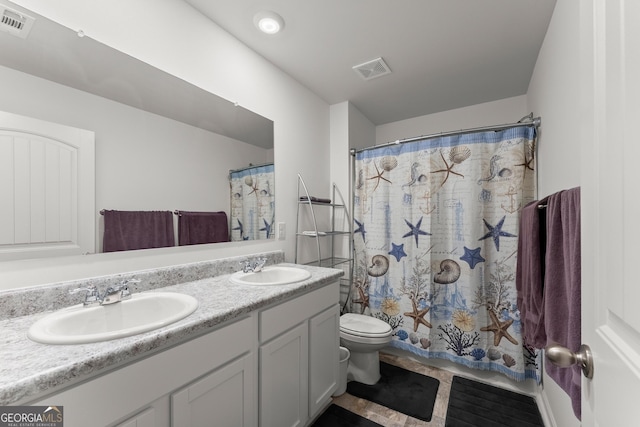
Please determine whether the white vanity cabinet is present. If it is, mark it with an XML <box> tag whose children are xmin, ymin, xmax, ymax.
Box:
<box><xmin>259</xmin><ymin>281</ymin><xmax>340</xmax><ymax>427</ymax></box>
<box><xmin>28</xmin><ymin>278</ymin><xmax>339</xmax><ymax>427</ymax></box>
<box><xmin>33</xmin><ymin>316</ymin><xmax>255</xmax><ymax>427</ymax></box>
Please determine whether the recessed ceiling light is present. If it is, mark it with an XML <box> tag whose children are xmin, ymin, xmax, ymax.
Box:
<box><xmin>253</xmin><ymin>11</ymin><xmax>284</xmax><ymax>35</ymax></box>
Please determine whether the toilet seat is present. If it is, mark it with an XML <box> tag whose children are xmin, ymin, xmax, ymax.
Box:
<box><xmin>340</xmin><ymin>313</ymin><xmax>392</xmax><ymax>339</ymax></box>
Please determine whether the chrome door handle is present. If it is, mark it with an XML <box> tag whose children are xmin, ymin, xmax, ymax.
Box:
<box><xmin>545</xmin><ymin>343</ymin><xmax>594</xmax><ymax>379</ymax></box>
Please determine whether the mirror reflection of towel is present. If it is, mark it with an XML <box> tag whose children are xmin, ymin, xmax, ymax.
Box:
<box><xmin>178</xmin><ymin>211</ymin><xmax>229</xmax><ymax>246</ymax></box>
<box><xmin>103</xmin><ymin>210</ymin><xmax>175</xmax><ymax>253</ymax></box>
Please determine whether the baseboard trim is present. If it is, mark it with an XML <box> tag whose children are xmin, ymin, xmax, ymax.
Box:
<box><xmin>536</xmin><ymin>386</ymin><xmax>557</xmax><ymax>427</ymax></box>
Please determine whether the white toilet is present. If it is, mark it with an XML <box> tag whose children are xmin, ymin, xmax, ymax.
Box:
<box><xmin>339</xmin><ymin>313</ymin><xmax>393</xmax><ymax>385</ymax></box>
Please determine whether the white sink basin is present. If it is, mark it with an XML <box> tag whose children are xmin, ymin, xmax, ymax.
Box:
<box><xmin>229</xmin><ymin>266</ymin><xmax>311</xmax><ymax>286</ymax></box>
<box><xmin>28</xmin><ymin>292</ymin><xmax>199</xmax><ymax>345</ymax></box>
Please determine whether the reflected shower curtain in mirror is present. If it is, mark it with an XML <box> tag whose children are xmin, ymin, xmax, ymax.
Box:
<box><xmin>229</xmin><ymin>164</ymin><xmax>275</xmax><ymax>241</ymax></box>
<box><xmin>352</xmin><ymin>126</ymin><xmax>540</xmax><ymax>381</ymax></box>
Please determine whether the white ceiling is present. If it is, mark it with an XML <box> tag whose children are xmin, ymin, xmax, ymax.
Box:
<box><xmin>184</xmin><ymin>0</ymin><xmax>557</xmax><ymax>125</ymax></box>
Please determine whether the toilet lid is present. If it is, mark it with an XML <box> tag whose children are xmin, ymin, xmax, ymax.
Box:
<box><xmin>340</xmin><ymin>313</ymin><xmax>392</xmax><ymax>338</ymax></box>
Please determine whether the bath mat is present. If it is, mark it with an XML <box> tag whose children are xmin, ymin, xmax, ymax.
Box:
<box><xmin>445</xmin><ymin>376</ymin><xmax>545</xmax><ymax>427</ymax></box>
<box><xmin>311</xmin><ymin>404</ymin><xmax>383</xmax><ymax>427</ymax></box>
<box><xmin>346</xmin><ymin>361</ymin><xmax>440</xmax><ymax>422</ymax></box>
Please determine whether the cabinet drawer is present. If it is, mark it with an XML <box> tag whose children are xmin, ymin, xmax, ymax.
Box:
<box><xmin>260</xmin><ymin>281</ymin><xmax>338</xmax><ymax>343</ymax></box>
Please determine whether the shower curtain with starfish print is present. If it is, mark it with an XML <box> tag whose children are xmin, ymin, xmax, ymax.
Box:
<box><xmin>229</xmin><ymin>163</ymin><xmax>275</xmax><ymax>241</ymax></box>
<box><xmin>352</xmin><ymin>125</ymin><xmax>540</xmax><ymax>381</ymax></box>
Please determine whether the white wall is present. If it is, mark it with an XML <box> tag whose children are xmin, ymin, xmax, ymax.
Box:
<box><xmin>1</xmin><ymin>0</ymin><xmax>330</xmax><ymax>289</ymax></box>
<box><xmin>348</xmin><ymin>102</ymin><xmax>376</xmax><ymax>152</ymax></box>
<box><xmin>329</xmin><ymin>101</ymin><xmax>375</xmax><ymax>196</ymax></box>
<box><xmin>528</xmin><ymin>0</ymin><xmax>581</xmax><ymax>197</ymax></box>
<box><xmin>526</xmin><ymin>0</ymin><xmax>581</xmax><ymax>426</ymax></box>
<box><xmin>327</xmin><ymin>101</ymin><xmax>375</xmax><ymax>265</ymax></box>
<box><xmin>329</xmin><ymin>102</ymin><xmax>350</xmax><ymax>200</ymax></box>
<box><xmin>375</xmin><ymin>95</ymin><xmax>528</xmax><ymax>145</ymax></box>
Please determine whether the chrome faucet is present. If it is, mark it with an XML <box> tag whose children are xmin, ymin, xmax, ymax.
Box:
<box><xmin>70</xmin><ymin>279</ymin><xmax>140</xmax><ymax>307</ymax></box>
<box><xmin>69</xmin><ymin>285</ymin><xmax>101</xmax><ymax>307</ymax></box>
<box><xmin>101</xmin><ymin>279</ymin><xmax>137</xmax><ymax>305</ymax></box>
<box><xmin>252</xmin><ymin>257</ymin><xmax>267</xmax><ymax>272</ymax></box>
<box><xmin>240</xmin><ymin>257</ymin><xmax>267</xmax><ymax>273</ymax></box>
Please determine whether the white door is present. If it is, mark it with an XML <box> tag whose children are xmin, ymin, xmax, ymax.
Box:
<box><xmin>580</xmin><ymin>0</ymin><xmax>640</xmax><ymax>425</ymax></box>
<box><xmin>0</xmin><ymin>111</ymin><xmax>95</xmax><ymax>260</ymax></box>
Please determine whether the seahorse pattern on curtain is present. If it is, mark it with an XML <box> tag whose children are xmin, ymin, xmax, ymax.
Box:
<box><xmin>353</xmin><ymin>126</ymin><xmax>540</xmax><ymax>381</ymax></box>
<box><xmin>229</xmin><ymin>164</ymin><xmax>275</xmax><ymax>241</ymax></box>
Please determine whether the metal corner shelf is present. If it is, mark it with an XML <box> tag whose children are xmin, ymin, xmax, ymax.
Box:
<box><xmin>303</xmin><ymin>257</ymin><xmax>352</xmax><ymax>268</ymax></box>
<box><xmin>294</xmin><ymin>174</ymin><xmax>354</xmax><ymax>274</ymax></box>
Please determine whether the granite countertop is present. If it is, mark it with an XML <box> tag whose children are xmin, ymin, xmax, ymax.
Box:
<box><xmin>0</xmin><ymin>263</ymin><xmax>343</xmax><ymax>405</ymax></box>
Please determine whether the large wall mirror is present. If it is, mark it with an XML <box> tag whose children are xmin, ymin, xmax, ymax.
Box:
<box><xmin>0</xmin><ymin>2</ymin><xmax>274</xmax><ymax>261</ymax></box>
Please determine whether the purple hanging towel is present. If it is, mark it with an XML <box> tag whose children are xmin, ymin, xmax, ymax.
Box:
<box><xmin>516</xmin><ymin>199</ymin><xmax>548</xmax><ymax>349</ymax></box>
<box><xmin>543</xmin><ymin>187</ymin><xmax>581</xmax><ymax>420</ymax></box>
<box><xmin>103</xmin><ymin>210</ymin><xmax>175</xmax><ymax>253</ymax></box>
<box><xmin>178</xmin><ymin>211</ymin><xmax>229</xmax><ymax>245</ymax></box>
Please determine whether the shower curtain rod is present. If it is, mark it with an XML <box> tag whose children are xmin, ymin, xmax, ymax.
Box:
<box><xmin>350</xmin><ymin>114</ymin><xmax>541</xmax><ymax>155</ymax></box>
<box><xmin>228</xmin><ymin>162</ymin><xmax>274</xmax><ymax>175</ymax></box>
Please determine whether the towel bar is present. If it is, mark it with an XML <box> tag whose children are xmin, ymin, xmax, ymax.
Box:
<box><xmin>100</xmin><ymin>209</ymin><xmax>182</xmax><ymax>215</ymax></box>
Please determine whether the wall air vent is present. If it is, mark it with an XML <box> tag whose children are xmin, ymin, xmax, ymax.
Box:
<box><xmin>0</xmin><ymin>5</ymin><xmax>35</xmax><ymax>39</ymax></box>
<box><xmin>352</xmin><ymin>57</ymin><xmax>392</xmax><ymax>81</ymax></box>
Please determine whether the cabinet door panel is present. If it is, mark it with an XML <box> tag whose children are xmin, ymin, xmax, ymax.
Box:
<box><xmin>260</xmin><ymin>323</ymin><xmax>309</xmax><ymax>427</ymax></box>
<box><xmin>309</xmin><ymin>304</ymin><xmax>340</xmax><ymax>417</ymax></box>
<box><xmin>260</xmin><ymin>283</ymin><xmax>338</xmax><ymax>342</ymax></box>
<box><xmin>172</xmin><ymin>353</ymin><xmax>255</xmax><ymax>427</ymax></box>
<box><xmin>115</xmin><ymin>407</ymin><xmax>155</xmax><ymax>427</ymax></box>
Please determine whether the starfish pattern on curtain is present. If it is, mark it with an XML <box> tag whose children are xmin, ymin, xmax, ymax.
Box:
<box><xmin>229</xmin><ymin>164</ymin><xmax>275</xmax><ymax>241</ymax></box>
<box><xmin>352</xmin><ymin>126</ymin><xmax>540</xmax><ymax>381</ymax></box>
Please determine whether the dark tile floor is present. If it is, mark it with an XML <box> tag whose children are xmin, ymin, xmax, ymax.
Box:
<box><xmin>331</xmin><ymin>352</ymin><xmax>454</xmax><ymax>427</ymax></box>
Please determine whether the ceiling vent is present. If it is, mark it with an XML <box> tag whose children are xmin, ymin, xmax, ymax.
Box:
<box><xmin>0</xmin><ymin>5</ymin><xmax>35</xmax><ymax>39</ymax></box>
<box><xmin>352</xmin><ymin>57</ymin><xmax>391</xmax><ymax>81</ymax></box>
